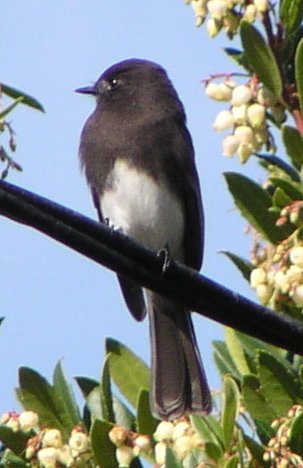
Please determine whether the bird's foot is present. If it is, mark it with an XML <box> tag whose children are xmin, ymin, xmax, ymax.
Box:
<box><xmin>157</xmin><ymin>245</ymin><xmax>171</xmax><ymax>273</ymax></box>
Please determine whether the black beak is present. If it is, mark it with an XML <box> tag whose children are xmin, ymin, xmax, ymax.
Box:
<box><xmin>75</xmin><ymin>85</ymin><xmax>96</xmax><ymax>95</ymax></box>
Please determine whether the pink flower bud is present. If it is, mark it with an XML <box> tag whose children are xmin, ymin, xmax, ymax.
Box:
<box><xmin>234</xmin><ymin>125</ymin><xmax>254</xmax><ymax>143</ymax></box>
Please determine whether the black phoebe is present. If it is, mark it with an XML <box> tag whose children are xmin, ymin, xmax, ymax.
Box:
<box><xmin>77</xmin><ymin>59</ymin><xmax>212</xmax><ymax>420</ymax></box>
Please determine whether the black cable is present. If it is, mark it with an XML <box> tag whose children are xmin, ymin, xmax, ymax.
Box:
<box><xmin>1</xmin><ymin>178</ymin><xmax>303</xmax><ymax>354</ymax></box>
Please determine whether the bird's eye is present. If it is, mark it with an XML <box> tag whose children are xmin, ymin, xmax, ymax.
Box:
<box><xmin>108</xmin><ymin>78</ymin><xmax>120</xmax><ymax>90</ymax></box>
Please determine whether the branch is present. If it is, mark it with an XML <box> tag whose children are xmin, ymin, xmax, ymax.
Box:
<box><xmin>1</xmin><ymin>179</ymin><xmax>303</xmax><ymax>354</ymax></box>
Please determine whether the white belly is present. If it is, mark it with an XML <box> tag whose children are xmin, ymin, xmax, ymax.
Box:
<box><xmin>100</xmin><ymin>159</ymin><xmax>184</xmax><ymax>260</ymax></box>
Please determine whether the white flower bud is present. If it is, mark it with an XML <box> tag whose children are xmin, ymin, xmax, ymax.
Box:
<box><xmin>172</xmin><ymin>421</ymin><xmax>191</xmax><ymax>440</ymax></box>
<box><xmin>292</xmin><ymin>284</ymin><xmax>303</xmax><ymax>307</ymax></box>
<box><xmin>37</xmin><ymin>447</ymin><xmax>59</xmax><ymax>468</ymax></box>
<box><xmin>234</xmin><ymin>125</ymin><xmax>254</xmax><ymax>143</ymax></box>
<box><xmin>154</xmin><ymin>421</ymin><xmax>174</xmax><ymax>442</ymax></box>
<box><xmin>191</xmin><ymin>0</ymin><xmax>208</xmax><ymax>26</ymax></box>
<box><xmin>206</xmin><ymin>81</ymin><xmax>234</xmax><ymax>101</ymax></box>
<box><xmin>247</xmin><ymin>103</ymin><xmax>266</xmax><ymax>128</ymax></box>
<box><xmin>205</xmin><ymin>83</ymin><xmax>223</xmax><ymax>100</ymax></box>
<box><xmin>239</xmin><ymin>143</ymin><xmax>253</xmax><ymax>162</ymax></box>
<box><xmin>154</xmin><ymin>442</ymin><xmax>167</xmax><ymax>465</ymax></box>
<box><xmin>58</xmin><ymin>445</ymin><xmax>73</xmax><ymax>466</ymax></box>
<box><xmin>0</xmin><ymin>413</ymin><xmax>11</xmax><ymax>425</ymax></box>
<box><xmin>25</xmin><ymin>445</ymin><xmax>36</xmax><ymax>460</ymax></box>
<box><xmin>256</xmin><ymin>284</ymin><xmax>272</xmax><ymax>305</ymax></box>
<box><xmin>222</xmin><ymin>134</ymin><xmax>239</xmax><ymax>156</ymax></box>
<box><xmin>274</xmin><ymin>271</ymin><xmax>289</xmax><ymax>293</ymax></box>
<box><xmin>231</xmin><ymin>104</ymin><xmax>247</xmax><ymax>124</ymax></box>
<box><xmin>250</xmin><ymin>268</ymin><xmax>267</xmax><ymax>288</ymax></box>
<box><xmin>213</xmin><ymin>110</ymin><xmax>234</xmax><ymax>131</ymax></box>
<box><xmin>173</xmin><ymin>435</ymin><xmax>192</xmax><ymax>460</ymax></box>
<box><xmin>257</xmin><ymin>87</ymin><xmax>277</xmax><ymax>107</ymax></box>
<box><xmin>254</xmin><ymin>0</ymin><xmax>268</xmax><ymax>13</ymax></box>
<box><xmin>19</xmin><ymin>411</ymin><xmax>39</xmax><ymax>431</ymax></box>
<box><xmin>42</xmin><ymin>429</ymin><xmax>63</xmax><ymax>449</ymax></box>
<box><xmin>69</xmin><ymin>431</ymin><xmax>89</xmax><ymax>456</ymax></box>
<box><xmin>206</xmin><ymin>17</ymin><xmax>221</xmax><ymax>37</ymax></box>
<box><xmin>290</xmin><ymin>246</ymin><xmax>303</xmax><ymax>268</ymax></box>
<box><xmin>207</xmin><ymin>0</ymin><xmax>227</xmax><ymax>20</ymax></box>
<box><xmin>286</xmin><ymin>265</ymin><xmax>303</xmax><ymax>283</ymax></box>
<box><xmin>116</xmin><ymin>446</ymin><xmax>134</xmax><ymax>467</ymax></box>
<box><xmin>6</xmin><ymin>416</ymin><xmax>20</xmax><ymax>432</ymax></box>
<box><xmin>238</xmin><ymin>142</ymin><xmax>253</xmax><ymax>163</ymax></box>
<box><xmin>244</xmin><ymin>4</ymin><xmax>257</xmax><ymax>22</ymax></box>
<box><xmin>133</xmin><ymin>435</ymin><xmax>151</xmax><ymax>453</ymax></box>
<box><xmin>231</xmin><ymin>85</ymin><xmax>252</xmax><ymax>106</ymax></box>
<box><xmin>109</xmin><ymin>426</ymin><xmax>128</xmax><ymax>447</ymax></box>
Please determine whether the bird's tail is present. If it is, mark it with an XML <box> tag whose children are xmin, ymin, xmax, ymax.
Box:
<box><xmin>147</xmin><ymin>292</ymin><xmax>212</xmax><ymax>420</ymax></box>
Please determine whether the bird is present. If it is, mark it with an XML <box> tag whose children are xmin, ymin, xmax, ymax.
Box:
<box><xmin>76</xmin><ymin>58</ymin><xmax>212</xmax><ymax>420</ymax></box>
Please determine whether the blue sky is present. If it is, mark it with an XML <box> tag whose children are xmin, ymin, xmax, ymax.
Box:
<box><xmin>0</xmin><ymin>1</ymin><xmax>258</xmax><ymax>416</ymax></box>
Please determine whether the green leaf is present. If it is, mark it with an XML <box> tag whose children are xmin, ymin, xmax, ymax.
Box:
<box><xmin>191</xmin><ymin>415</ymin><xmax>224</xmax><ymax>450</ymax></box>
<box><xmin>90</xmin><ymin>419</ymin><xmax>117</xmax><ymax>468</ymax></box>
<box><xmin>220</xmin><ymin>251</ymin><xmax>254</xmax><ymax>282</ymax></box>
<box><xmin>256</xmin><ymin>153</ymin><xmax>301</xmax><ymax>182</ymax></box>
<box><xmin>240</xmin><ymin>21</ymin><xmax>282</xmax><ymax>96</ymax></box>
<box><xmin>204</xmin><ymin>441</ymin><xmax>224</xmax><ymax>461</ymax></box>
<box><xmin>224</xmin><ymin>172</ymin><xmax>287</xmax><ymax>244</ymax></box>
<box><xmin>106</xmin><ymin>338</ymin><xmax>149</xmax><ymax>409</ymax></box>
<box><xmin>282</xmin><ymin>125</ymin><xmax>303</xmax><ymax>169</ymax></box>
<box><xmin>112</xmin><ymin>395</ymin><xmax>135</xmax><ymax>429</ymax></box>
<box><xmin>223</xmin><ymin>455</ymin><xmax>239</xmax><ymax>468</ymax></box>
<box><xmin>258</xmin><ymin>351</ymin><xmax>303</xmax><ymax>415</ymax></box>
<box><xmin>296</xmin><ymin>38</ymin><xmax>303</xmax><ymax>113</ymax></box>
<box><xmin>255</xmin><ymin>419</ymin><xmax>275</xmax><ymax>445</ymax></box>
<box><xmin>1</xmin><ymin>83</ymin><xmax>45</xmax><ymax>112</ymax></box>
<box><xmin>165</xmin><ymin>446</ymin><xmax>183</xmax><ymax>468</ymax></box>
<box><xmin>0</xmin><ymin>450</ymin><xmax>28</xmax><ymax>467</ymax></box>
<box><xmin>0</xmin><ymin>97</ymin><xmax>23</xmax><ymax>119</ymax></box>
<box><xmin>0</xmin><ymin>427</ymin><xmax>29</xmax><ymax>455</ymax></box>
<box><xmin>269</xmin><ymin>177</ymin><xmax>303</xmax><ymax>200</ymax></box>
<box><xmin>224</xmin><ymin>47</ymin><xmax>248</xmax><ymax>69</ymax></box>
<box><xmin>53</xmin><ymin>362</ymin><xmax>81</xmax><ymax>427</ymax></box>
<box><xmin>242</xmin><ymin>374</ymin><xmax>276</xmax><ymax>424</ymax></box>
<box><xmin>100</xmin><ymin>355</ymin><xmax>115</xmax><ymax>423</ymax></box>
<box><xmin>289</xmin><ymin>411</ymin><xmax>303</xmax><ymax>456</ymax></box>
<box><xmin>243</xmin><ymin>435</ymin><xmax>268</xmax><ymax>466</ymax></box>
<box><xmin>272</xmin><ymin>187</ymin><xmax>292</xmax><ymax>208</ymax></box>
<box><xmin>221</xmin><ymin>375</ymin><xmax>240</xmax><ymax>449</ymax></box>
<box><xmin>280</xmin><ymin>0</ymin><xmax>303</xmax><ymax>34</ymax></box>
<box><xmin>16</xmin><ymin>367</ymin><xmax>69</xmax><ymax>437</ymax></box>
<box><xmin>212</xmin><ymin>341</ymin><xmax>241</xmax><ymax>380</ymax></box>
<box><xmin>136</xmin><ymin>389</ymin><xmax>159</xmax><ymax>436</ymax></box>
<box><xmin>225</xmin><ymin>328</ymin><xmax>251</xmax><ymax>375</ymax></box>
<box><xmin>234</xmin><ymin>331</ymin><xmax>283</xmax><ymax>362</ymax></box>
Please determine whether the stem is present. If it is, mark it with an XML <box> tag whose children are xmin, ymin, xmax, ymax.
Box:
<box><xmin>292</xmin><ymin>109</ymin><xmax>303</xmax><ymax>135</ymax></box>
